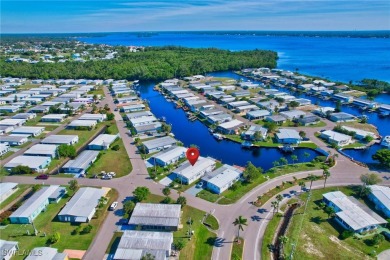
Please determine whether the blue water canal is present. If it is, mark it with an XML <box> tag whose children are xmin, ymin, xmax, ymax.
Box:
<box><xmin>138</xmin><ymin>81</ymin><xmax>319</xmax><ymax>171</ymax></box>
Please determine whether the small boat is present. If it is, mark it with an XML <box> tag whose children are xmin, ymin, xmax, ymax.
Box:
<box><xmin>160</xmin><ymin>116</ymin><xmax>166</xmax><ymax>122</ymax></box>
<box><xmin>381</xmin><ymin>136</ymin><xmax>390</xmax><ymax>148</ymax></box>
<box><xmin>209</xmin><ymin>128</ymin><xmax>215</xmax><ymax>133</ymax></box>
<box><xmin>281</xmin><ymin>144</ymin><xmax>295</xmax><ymax>152</ymax></box>
<box><xmin>241</xmin><ymin>141</ymin><xmax>253</xmax><ymax>148</ymax></box>
<box><xmin>213</xmin><ymin>133</ymin><xmax>223</xmax><ymax>141</ymax></box>
<box><xmin>133</xmin><ymin>80</ymin><xmax>140</xmax><ymax>85</ymax></box>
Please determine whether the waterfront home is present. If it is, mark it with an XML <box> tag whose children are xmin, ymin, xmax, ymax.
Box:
<box><xmin>0</xmin><ymin>182</ymin><xmax>18</xmax><ymax>204</ymax></box>
<box><xmin>128</xmin><ymin>203</ymin><xmax>181</xmax><ymax>231</ymax></box>
<box><xmin>25</xmin><ymin>247</ymin><xmax>68</xmax><ymax>260</ymax></box>
<box><xmin>378</xmin><ymin>104</ymin><xmax>390</xmax><ymax>116</ymax></box>
<box><xmin>11</xmin><ymin>126</ymin><xmax>44</xmax><ymax>137</ymax></box>
<box><xmin>258</xmin><ymin>100</ymin><xmax>287</xmax><ymax>112</ymax></box>
<box><xmin>134</xmin><ymin>123</ymin><xmax>162</xmax><ymax>134</ymax></box>
<box><xmin>0</xmin><ymin>118</ymin><xmax>26</xmax><ymax>127</ymax></box>
<box><xmin>4</xmin><ymin>155</ymin><xmax>51</xmax><ymax>172</ymax></box>
<box><xmin>240</xmin><ymin>82</ymin><xmax>260</xmax><ymax>89</ymax></box>
<box><xmin>231</xmin><ymin>90</ymin><xmax>251</xmax><ymax>97</ymax></box>
<box><xmin>41</xmin><ymin>114</ymin><xmax>67</xmax><ymax>123</ymax></box>
<box><xmin>62</xmin><ymin>150</ymin><xmax>99</xmax><ymax>175</ymax></box>
<box><xmin>126</xmin><ymin>111</ymin><xmax>153</xmax><ymax>120</ymax></box>
<box><xmin>246</xmin><ymin>109</ymin><xmax>271</xmax><ymax>120</ymax></box>
<box><xmin>280</xmin><ymin>95</ymin><xmax>296</xmax><ymax>102</ymax></box>
<box><xmin>0</xmin><ymin>240</ymin><xmax>18</xmax><ymax>260</ymax></box>
<box><xmin>150</xmin><ymin>146</ymin><xmax>187</xmax><ymax>166</ymax></box>
<box><xmin>113</xmin><ymin>231</ymin><xmax>173</xmax><ymax>260</ymax></box>
<box><xmin>88</xmin><ymin>134</ymin><xmax>118</xmax><ymax>150</ymax></box>
<box><xmin>340</xmin><ymin>126</ymin><xmax>377</xmax><ymax>140</ymax></box>
<box><xmin>24</xmin><ymin>144</ymin><xmax>57</xmax><ymax>158</ymax></box>
<box><xmin>367</xmin><ymin>185</ymin><xmax>390</xmax><ymax>218</ymax></box>
<box><xmin>206</xmin><ymin>80</ymin><xmax>222</xmax><ymax>87</ymax></box>
<box><xmin>265</xmin><ymin>115</ymin><xmax>287</xmax><ymax>125</ymax></box>
<box><xmin>292</xmin><ymin>98</ymin><xmax>311</xmax><ymax>106</ymax></box>
<box><xmin>216</xmin><ymin>119</ymin><xmax>245</xmax><ymax>134</ymax></box>
<box><xmin>9</xmin><ymin>185</ymin><xmax>64</xmax><ymax>224</ymax></box>
<box><xmin>329</xmin><ymin>112</ymin><xmax>356</xmax><ymax>122</ymax></box>
<box><xmin>0</xmin><ymin>143</ymin><xmax>10</xmax><ymax>156</ymax></box>
<box><xmin>280</xmin><ymin>110</ymin><xmax>306</xmax><ymax>120</ymax></box>
<box><xmin>79</xmin><ymin>113</ymin><xmax>106</xmax><ymax>122</ymax></box>
<box><xmin>116</xmin><ymin>96</ymin><xmax>139</xmax><ymax>104</ymax></box>
<box><xmin>142</xmin><ymin>136</ymin><xmax>177</xmax><ymax>154</ymax></box>
<box><xmin>0</xmin><ymin>135</ymin><xmax>28</xmax><ymax>146</ymax></box>
<box><xmin>275</xmin><ymin>129</ymin><xmax>301</xmax><ymax>144</ymax></box>
<box><xmin>207</xmin><ymin>113</ymin><xmax>233</xmax><ymax>125</ymax></box>
<box><xmin>332</xmin><ymin>93</ymin><xmax>354</xmax><ymax>103</ymax></box>
<box><xmin>296</xmin><ymin>114</ymin><xmax>320</xmax><ymax>126</ymax></box>
<box><xmin>313</xmin><ymin>106</ymin><xmax>335</xmax><ymax>117</ymax></box>
<box><xmin>67</xmin><ymin>120</ymin><xmax>97</xmax><ymax>129</ymax></box>
<box><xmin>58</xmin><ymin>187</ymin><xmax>105</xmax><ymax>223</ymax></box>
<box><xmin>235</xmin><ymin>105</ymin><xmax>259</xmax><ymax>114</ymax></box>
<box><xmin>200</xmin><ymin>109</ymin><xmax>224</xmax><ymax>118</ymax></box>
<box><xmin>297</xmin><ymin>84</ymin><xmax>315</xmax><ymax>91</ymax></box>
<box><xmin>352</xmin><ymin>98</ymin><xmax>377</xmax><ymax>109</ymax></box>
<box><xmin>242</xmin><ymin>125</ymin><xmax>268</xmax><ymax>140</ymax></box>
<box><xmin>217</xmin><ymin>85</ymin><xmax>236</xmax><ymax>91</ymax></box>
<box><xmin>227</xmin><ymin>101</ymin><xmax>250</xmax><ymax>110</ymax></box>
<box><xmin>173</xmin><ymin>156</ymin><xmax>216</xmax><ymax>185</ymax></box>
<box><xmin>322</xmin><ymin>191</ymin><xmax>386</xmax><ymax>234</ymax></box>
<box><xmin>41</xmin><ymin>135</ymin><xmax>78</xmax><ymax>145</ymax></box>
<box><xmin>130</xmin><ymin>115</ymin><xmax>158</xmax><ymax>127</ymax></box>
<box><xmin>202</xmin><ymin>164</ymin><xmax>243</xmax><ymax>194</ymax></box>
<box><xmin>320</xmin><ymin>130</ymin><xmax>351</xmax><ymax>146</ymax></box>
<box><xmin>120</xmin><ymin>104</ymin><xmax>146</xmax><ymax>112</ymax></box>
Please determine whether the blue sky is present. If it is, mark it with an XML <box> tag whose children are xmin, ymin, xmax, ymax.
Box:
<box><xmin>2</xmin><ymin>0</ymin><xmax>390</xmax><ymax>33</ymax></box>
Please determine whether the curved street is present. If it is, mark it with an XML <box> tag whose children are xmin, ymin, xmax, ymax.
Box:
<box><xmin>2</xmin><ymin>86</ymin><xmax>390</xmax><ymax>260</ymax></box>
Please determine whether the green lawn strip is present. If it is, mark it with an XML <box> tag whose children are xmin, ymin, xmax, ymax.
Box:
<box><xmin>15</xmin><ymin>141</ymin><xmax>32</xmax><ymax>149</ymax></box>
<box><xmin>284</xmin><ymin>186</ymin><xmax>390</xmax><ymax>259</ymax></box>
<box><xmin>305</xmin><ymin>121</ymin><xmax>327</xmax><ymax>128</ymax></box>
<box><xmin>342</xmin><ymin>142</ymin><xmax>366</xmax><ymax>149</ymax></box>
<box><xmin>224</xmin><ymin>135</ymin><xmax>280</xmax><ymax>148</ymax></box>
<box><xmin>231</xmin><ymin>237</ymin><xmax>244</xmax><ymax>260</ymax></box>
<box><xmin>88</xmin><ymin>89</ymin><xmax>105</xmax><ymax>96</ymax></box>
<box><xmin>298</xmin><ymin>142</ymin><xmax>318</xmax><ymax>149</ymax></box>
<box><xmin>0</xmin><ymin>187</ymin><xmax>118</xmax><ymax>260</ymax></box>
<box><xmin>203</xmin><ymin>215</ymin><xmax>219</xmax><ymax>231</ymax></box>
<box><xmin>24</xmin><ymin>115</ymin><xmax>43</xmax><ymax>126</ymax></box>
<box><xmin>0</xmin><ymin>151</ymin><xmax>15</xmax><ymax>160</ymax></box>
<box><xmin>86</xmin><ymin>138</ymin><xmax>132</xmax><ymax>178</ymax></box>
<box><xmin>261</xmin><ymin>214</ymin><xmax>283</xmax><ymax>260</ymax></box>
<box><xmin>196</xmin><ymin>190</ymin><xmax>220</xmax><ymax>203</ymax></box>
<box><xmin>58</xmin><ymin>123</ymin><xmax>105</xmax><ymax>151</ymax></box>
<box><xmin>218</xmin><ymin>162</ymin><xmax>324</xmax><ymax>205</ymax></box>
<box><xmin>0</xmin><ymin>184</ymin><xmax>31</xmax><ymax>209</ymax></box>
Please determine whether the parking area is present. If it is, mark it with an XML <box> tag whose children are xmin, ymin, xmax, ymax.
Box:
<box><xmin>185</xmin><ymin>184</ymin><xmax>204</xmax><ymax>196</ymax></box>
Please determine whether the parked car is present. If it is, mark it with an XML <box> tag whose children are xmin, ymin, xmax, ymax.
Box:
<box><xmin>109</xmin><ymin>201</ymin><xmax>118</xmax><ymax>211</ymax></box>
<box><xmin>101</xmin><ymin>174</ymin><xmax>112</xmax><ymax>180</ymax></box>
<box><xmin>36</xmin><ymin>174</ymin><xmax>49</xmax><ymax>180</ymax></box>
<box><xmin>196</xmin><ymin>181</ymin><xmax>204</xmax><ymax>188</ymax></box>
<box><xmin>92</xmin><ymin>174</ymin><xmax>98</xmax><ymax>179</ymax></box>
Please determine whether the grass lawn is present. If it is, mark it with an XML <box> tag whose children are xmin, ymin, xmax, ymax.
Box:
<box><xmin>203</xmin><ymin>214</ymin><xmax>219</xmax><ymax>231</ymax></box>
<box><xmin>196</xmin><ymin>190</ymin><xmax>220</xmax><ymax>203</ymax></box>
<box><xmin>283</xmin><ymin>186</ymin><xmax>390</xmax><ymax>259</ymax></box>
<box><xmin>231</xmin><ymin>238</ymin><xmax>244</xmax><ymax>260</ymax></box>
<box><xmin>0</xmin><ymin>151</ymin><xmax>15</xmax><ymax>160</ymax></box>
<box><xmin>306</xmin><ymin>121</ymin><xmax>327</xmax><ymax>128</ymax></box>
<box><xmin>261</xmin><ymin>214</ymin><xmax>283</xmax><ymax>260</ymax></box>
<box><xmin>87</xmin><ymin>137</ymin><xmax>133</xmax><ymax>178</ymax></box>
<box><xmin>24</xmin><ymin>116</ymin><xmax>42</xmax><ymax>126</ymax></box>
<box><xmin>58</xmin><ymin>123</ymin><xmax>106</xmax><ymax>150</ymax></box>
<box><xmin>225</xmin><ymin>135</ymin><xmax>280</xmax><ymax>148</ymax></box>
<box><xmin>217</xmin><ymin>162</ymin><xmax>325</xmax><ymax>205</ymax></box>
<box><xmin>340</xmin><ymin>122</ymin><xmax>379</xmax><ymax>135</ymax></box>
<box><xmin>298</xmin><ymin>142</ymin><xmax>318</xmax><ymax>149</ymax></box>
<box><xmin>0</xmin><ymin>184</ymin><xmax>31</xmax><ymax>209</ymax></box>
<box><xmin>88</xmin><ymin>88</ymin><xmax>105</xmax><ymax>97</ymax></box>
<box><xmin>342</xmin><ymin>142</ymin><xmax>366</xmax><ymax>149</ymax></box>
<box><xmin>0</xmin><ymin>187</ymin><xmax>118</xmax><ymax>260</ymax></box>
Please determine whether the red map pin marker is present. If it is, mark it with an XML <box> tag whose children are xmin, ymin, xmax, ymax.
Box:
<box><xmin>186</xmin><ymin>147</ymin><xmax>200</xmax><ymax>166</ymax></box>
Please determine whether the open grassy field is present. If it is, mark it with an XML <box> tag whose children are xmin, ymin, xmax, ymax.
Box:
<box><xmin>0</xmin><ymin>184</ymin><xmax>31</xmax><ymax>209</ymax></box>
<box><xmin>58</xmin><ymin>123</ymin><xmax>106</xmax><ymax>150</ymax></box>
<box><xmin>0</xmin><ymin>187</ymin><xmax>118</xmax><ymax>260</ymax></box>
<box><xmin>283</xmin><ymin>186</ymin><xmax>390</xmax><ymax>259</ymax></box>
<box><xmin>231</xmin><ymin>238</ymin><xmax>244</xmax><ymax>260</ymax></box>
<box><xmin>340</xmin><ymin>122</ymin><xmax>379</xmax><ymax>135</ymax></box>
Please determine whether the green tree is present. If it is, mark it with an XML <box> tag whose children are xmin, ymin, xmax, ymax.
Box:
<box><xmin>243</xmin><ymin>162</ymin><xmax>262</xmax><ymax>182</ymax></box>
<box><xmin>360</xmin><ymin>173</ymin><xmax>382</xmax><ymax>186</ymax></box>
<box><xmin>289</xmin><ymin>101</ymin><xmax>300</xmax><ymax>108</ymax></box>
<box><xmin>273</xmin><ymin>161</ymin><xmax>280</xmax><ymax>167</ymax></box>
<box><xmin>111</xmin><ymin>144</ymin><xmax>120</xmax><ymax>151</ymax></box>
<box><xmin>162</xmin><ymin>187</ymin><xmax>171</xmax><ymax>196</ymax></box>
<box><xmin>49</xmin><ymin>232</ymin><xmax>60</xmax><ymax>244</ymax></box>
<box><xmin>271</xmin><ymin>201</ymin><xmax>278</xmax><ymax>215</ymax></box>
<box><xmin>10</xmin><ymin>165</ymin><xmax>32</xmax><ymax>175</ymax></box>
<box><xmin>291</xmin><ymin>155</ymin><xmax>298</xmax><ymax>165</ymax></box>
<box><xmin>93</xmin><ymin>94</ymin><xmax>98</xmax><ymax>102</ymax></box>
<box><xmin>57</xmin><ymin>144</ymin><xmax>76</xmax><ymax>159</ymax></box>
<box><xmin>279</xmin><ymin>157</ymin><xmax>288</xmax><ymax>166</ymax></box>
<box><xmin>176</xmin><ymin>196</ymin><xmax>187</xmax><ymax>207</ymax></box>
<box><xmin>133</xmin><ymin>187</ymin><xmax>150</xmax><ymax>202</ymax></box>
<box><xmin>322</xmin><ymin>169</ymin><xmax>331</xmax><ymax>188</ymax></box>
<box><xmin>68</xmin><ymin>180</ymin><xmax>79</xmax><ymax>191</ymax></box>
<box><xmin>82</xmin><ymin>224</ymin><xmax>93</xmax><ymax>234</ymax></box>
<box><xmin>372</xmin><ymin>234</ymin><xmax>385</xmax><ymax>245</ymax></box>
<box><xmin>307</xmin><ymin>174</ymin><xmax>319</xmax><ymax>191</ymax></box>
<box><xmin>141</xmin><ymin>253</ymin><xmax>156</xmax><ymax>260</ymax></box>
<box><xmin>303</xmin><ymin>152</ymin><xmax>310</xmax><ymax>162</ymax></box>
<box><xmin>254</xmin><ymin>131</ymin><xmax>263</xmax><ymax>141</ymax></box>
<box><xmin>174</xmin><ymin>239</ymin><xmax>187</xmax><ymax>251</ymax></box>
<box><xmin>372</xmin><ymin>149</ymin><xmax>390</xmax><ymax>168</ymax></box>
<box><xmin>335</xmin><ymin>100</ymin><xmax>342</xmax><ymax>112</ymax></box>
<box><xmin>161</xmin><ymin>123</ymin><xmax>172</xmax><ymax>133</ymax></box>
<box><xmin>264</xmin><ymin>121</ymin><xmax>277</xmax><ymax>132</ymax></box>
<box><xmin>324</xmin><ymin>206</ymin><xmax>336</xmax><ymax>219</ymax></box>
<box><xmin>298</xmin><ymin>181</ymin><xmax>306</xmax><ymax>190</ymax></box>
<box><xmin>276</xmin><ymin>194</ymin><xmax>283</xmax><ymax>211</ymax></box>
<box><xmin>233</xmin><ymin>216</ymin><xmax>248</xmax><ymax>242</ymax></box>
<box><xmin>107</xmin><ymin>113</ymin><xmax>115</xmax><ymax>120</ymax></box>
<box><xmin>123</xmin><ymin>200</ymin><xmax>136</xmax><ymax>216</ymax></box>
<box><xmin>299</xmin><ymin>131</ymin><xmax>306</xmax><ymax>139</ymax></box>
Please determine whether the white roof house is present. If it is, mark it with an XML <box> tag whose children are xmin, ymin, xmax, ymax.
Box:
<box><xmin>151</xmin><ymin>146</ymin><xmax>187</xmax><ymax>166</ymax></box>
<box><xmin>368</xmin><ymin>185</ymin><xmax>390</xmax><ymax>218</ymax></box>
<box><xmin>202</xmin><ymin>164</ymin><xmax>243</xmax><ymax>194</ymax></box>
<box><xmin>0</xmin><ymin>118</ymin><xmax>26</xmax><ymax>127</ymax></box>
<box><xmin>128</xmin><ymin>203</ymin><xmax>182</xmax><ymax>231</ymax></box>
<box><xmin>142</xmin><ymin>136</ymin><xmax>177</xmax><ymax>154</ymax></box>
<box><xmin>40</xmin><ymin>114</ymin><xmax>67</xmax><ymax>122</ymax></box>
<box><xmin>126</xmin><ymin>111</ymin><xmax>153</xmax><ymax>120</ymax></box>
<box><xmin>0</xmin><ymin>240</ymin><xmax>18</xmax><ymax>260</ymax></box>
<box><xmin>4</xmin><ymin>155</ymin><xmax>51</xmax><ymax>172</ymax></box>
<box><xmin>173</xmin><ymin>157</ymin><xmax>216</xmax><ymax>185</ymax></box>
<box><xmin>323</xmin><ymin>191</ymin><xmax>386</xmax><ymax>233</ymax></box>
<box><xmin>246</xmin><ymin>110</ymin><xmax>271</xmax><ymax>120</ymax></box>
<box><xmin>341</xmin><ymin>126</ymin><xmax>377</xmax><ymax>140</ymax></box>
<box><xmin>320</xmin><ymin>130</ymin><xmax>352</xmax><ymax>146</ymax></box>
<box><xmin>0</xmin><ymin>135</ymin><xmax>28</xmax><ymax>146</ymax></box>
<box><xmin>67</xmin><ymin>119</ymin><xmax>97</xmax><ymax>129</ymax></box>
<box><xmin>0</xmin><ymin>182</ymin><xmax>18</xmax><ymax>204</ymax></box>
<box><xmin>130</xmin><ymin>116</ymin><xmax>158</xmax><ymax>127</ymax></box>
<box><xmin>280</xmin><ymin>110</ymin><xmax>306</xmax><ymax>120</ymax></box>
<box><xmin>62</xmin><ymin>150</ymin><xmax>100</xmax><ymax>174</ymax></box>
<box><xmin>217</xmin><ymin>119</ymin><xmax>245</xmax><ymax>134</ymax></box>
<box><xmin>79</xmin><ymin>113</ymin><xmax>106</xmax><ymax>122</ymax></box>
<box><xmin>113</xmin><ymin>231</ymin><xmax>173</xmax><ymax>260</ymax></box>
<box><xmin>275</xmin><ymin>129</ymin><xmax>301</xmax><ymax>144</ymax></box>
<box><xmin>41</xmin><ymin>135</ymin><xmax>79</xmax><ymax>145</ymax></box>
<box><xmin>11</xmin><ymin>126</ymin><xmax>45</xmax><ymax>137</ymax></box>
<box><xmin>58</xmin><ymin>187</ymin><xmax>105</xmax><ymax>223</ymax></box>
<box><xmin>24</xmin><ymin>144</ymin><xmax>57</xmax><ymax>158</ymax></box>
<box><xmin>88</xmin><ymin>134</ymin><xmax>118</xmax><ymax>150</ymax></box>
<box><xmin>25</xmin><ymin>247</ymin><xmax>67</xmax><ymax>260</ymax></box>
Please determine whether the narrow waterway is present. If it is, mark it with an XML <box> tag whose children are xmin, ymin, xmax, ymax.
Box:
<box><xmin>208</xmin><ymin>71</ymin><xmax>390</xmax><ymax>164</ymax></box>
<box><xmin>137</xmin><ymin>81</ymin><xmax>319</xmax><ymax>170</ymax></box>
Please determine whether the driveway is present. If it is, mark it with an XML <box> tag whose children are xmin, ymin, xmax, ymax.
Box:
<box><xmin>159</xmin><ymin>174</ymin><xmax>175</xmax><ymax>186</ymax></box>
<box><xmin>185</xmin><ymin>185</ymin><xmax>204</xmax><ymax>196</ymax></box>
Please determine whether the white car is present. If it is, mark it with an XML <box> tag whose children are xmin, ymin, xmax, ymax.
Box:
<box><xmin>109</xmin><ymin>202</ymin><xmax>118</xmax><ymax>211</ymax></box>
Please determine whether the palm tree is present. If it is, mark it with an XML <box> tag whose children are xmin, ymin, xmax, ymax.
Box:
<box><xmin>307</xmin><ymin>174</ymin><xmax>319</xmax><ymax>191</ymax></box>
<box><xmin>271</xmin><ymin>201</ymin><xmax>278</xmax><ymax>215</ymax></box>
<box><xmin>298</xmin><ymin>181</ymin><xmax>306</xmax><ymax>191</ymax></box>
<box><xmin>276</xmin><ymin>194</ymin><xmax>283</xmax><ymax>212</ymax></box>
<box><xmin>324</xmin><ymin>206</ymin><xmax>336</xmax><ymax>219</ymax></box>
<box><xmin>323</xmin><ymin>169</ymin><xmax>331</xmax><ymax>188</ymax></box>
<box><xmin>273</xmin><ymin>161</ymin><xmax>280</xmax><ymax>167</ymax></box>
<box><xmin>291</xmin><ymin>155</ymin><xmax>298</xmax><ymax>165</ymax></box>
<box><xmin>233</xmin><ymin>216</ymin><xmax>248</xmax><ymax>242</ymax></box>
<box><xmin>303</xmin><ymin>152</ymin><xmax>310</xmax><ymax>162</ymax></box>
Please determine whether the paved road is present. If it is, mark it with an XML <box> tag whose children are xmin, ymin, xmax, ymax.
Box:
<box><xmin>2</xmin><ymin>85</ymin><xmax>390</xmax><ymax>260</ymax></box>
